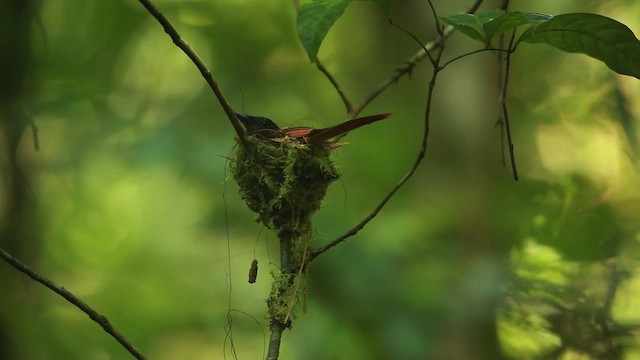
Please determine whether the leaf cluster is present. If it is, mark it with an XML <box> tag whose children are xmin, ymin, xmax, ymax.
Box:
<box><xmin>440</xmin><ymin>10</ymin><xmax>640</xmax><ymax>78</ymax></box>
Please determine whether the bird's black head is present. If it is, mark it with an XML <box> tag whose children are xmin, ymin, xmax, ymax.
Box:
<box><xmin>235</xmin><ymin>113</ymin><xmax>280</xmax><ymax>135</ymax></box>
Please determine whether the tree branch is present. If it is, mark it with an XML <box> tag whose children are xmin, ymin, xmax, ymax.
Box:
<box><xmin>315</xmin><ymin>61</ymin><xmax>354</xmax><ymax>114</ymax></box>
<box><xmin>309</xmin><ymin>39</ymin><xmax>446</xmax><ymax>263</ymax></box>
<box><xmin>309</xmin><ymin>0</ymin><xmax>487</xmax><ymax>261</ymax></box>
<box><xmin>136</xmin><ymin>0</ymin><xmax>249</xmax><ymax>148</ymax></box>
<box><xmin>0</xmin><ymin>247</ymin><xmax>147</xmax><ymax>360</ymax></box>
<box><xmin>291</xmin><ymin>0</ymin><xmax>354</xmax><ymax>115</ymax></box>
<box><xmin>499</xmin><ymin>30</ymin><xmax>518</xmax><ymax>180</ymax></box>
<box><xmin>267</xmin><ymin>321</ymin><xmax>285</xmax><ymax>360</ymax></box>
<box><xmin>350</xmin><ymin>0</ymin><xmax>485</xmax><ymax>117</ymax></box>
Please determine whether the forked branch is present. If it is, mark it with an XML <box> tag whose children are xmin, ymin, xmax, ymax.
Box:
<box><xmin>310</xmin><ymin>40</ymin><xmax>446</xmax><ymax>262</ymax></box>
<box><xmin>310</xmin><ymin>0</ymin><xmax>485</xmax><ymax>261</ymax></box>
<box><xmin>349</xmin><ymin>0</ymin><xmax>485</xmax><ymax>117</ymax></box>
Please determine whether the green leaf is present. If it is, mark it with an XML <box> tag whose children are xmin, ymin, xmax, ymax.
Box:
<box><xmin>297</xmin><ymin>0</ymin><xmax>353</xmax><ymax>61</ymax></box>
<box><xmin>483</xmin><ymin>12</ymin><xmax>553</xmax><ymax>42</ymax></box>
<box><xmin>441</xmin><ymin>10</ymin><xmax>553</xmax><ymax>46</ymax></box>
<box><xmin>296</xmin><ymin>0</ymin><xmax>391</xmax><ymax>62</ymax></box>
<box><xmin>520</xmin><ymin>13</ymin><xmax>640</xmax><ymax>78</ymax></box>
<box><xmin>521</xmin><ymin>12</ymin><xmax>554</xmax><ymax>26</ymax></box>
<box><xmin>440</xmin><ymin>10</ymin><xmax>506</xmax><ymax>43</ymax></box>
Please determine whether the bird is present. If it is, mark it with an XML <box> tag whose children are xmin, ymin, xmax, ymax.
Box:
<box><xmin>235</xmin><ymin>112</ymin><xmax>391</xmax><ymax>147</ymax></box>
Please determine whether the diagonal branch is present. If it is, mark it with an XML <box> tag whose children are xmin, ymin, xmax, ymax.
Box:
<box><xmin>315</xmin><ymin>61</ymin><xmax>354</xmax><ymax>113</ymax></box>
<box><xmin>0</xmin><ymin>247</ymin><xmax>147</xmax><ymax>360</ymax></box>
<box><xmin>292</xmin><ymin>0</ymin><xmax>354</xmax><ymax>114</ymax></box>
<box><xmin>309</xmin><ymin>0</ymin><xmax>485</xmax><ymax>261</ymax></box>
<box><xmin>350</xmin><ymin>0</ymin><xmax>485</xmax><ymax>117</ymax></box>
<box><xmin>309</xmin><ymin>44</ymin><xmax>446</xmax><ymax>263</ymax></box>
<box><xmin>136</xmin><ymin>0</ymin><xmax>249</xmax><ymax>147</ymax></box>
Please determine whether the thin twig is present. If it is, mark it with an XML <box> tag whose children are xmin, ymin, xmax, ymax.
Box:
<box><xmin>136</xmin><ymin>0</ymin><xmax>249</xmax><ymax>148</ymax></box>
<box><xmin>495</xmin><ymin>0</ymin><xmax>511</xmax><ymax>169</ymax></box>
<box><xmin>222</xmin><ymin>157</ymin><xmax>239</xmax><ymax>360</ymax></box>
<box><xmin>440</xmin><ymin>48</ymin><xmax>510</xmax><ymax>70</ymax></box>
<box><xmin>292</xmin><ymin>0</ymin><xmax>354</xmax><ymax>114</ymax></box>
<box><xmin>309</xmin><ymin>0</ymin><xmax>474</xmax><ymax>261</ymax></box>
<box><xmin>500</xmin><ymin>30</ymin><xmax>518</xmax><ymax>180</ymax></box>
<box><xmin>310</xmin><ymin>39</ymin><xmax>446</xmax><ymax>263</ymax></box>
<box><xmin>228</xmin><ymin>309</ymin><xmax>267</xmax><ymax>360</ymax></box>
<box><xmin>350</xmin><ymin>0</ymin><xmax>485</xmax><ymax>117</ymax></box>
<box><xmin>426</xmin><ymin>0</ymin><xmax>444</xmax><ymax>36</ymax></box>
<box><xmin>496</xmin><ymin>30</ymin><xmax>507</xmax><ymax>166</ymax></box>
<box><xmin>389</xmin><ymin>19</ymin><xmax>435</xmax><ymax>64</ymax></box>
<box><xmin>315</xmin><ymin>61</ymin><xmax>354</xmax><ymax>113</ymax></box>
<box><xmin>29</xmin><ymin>119</ymin><xmax>40</xmax><ymax>151</ymax></box>
<box><xmin>0</xmin><ymin>247</ymin><xmax>147</xmax><ymax>360</ymax></box>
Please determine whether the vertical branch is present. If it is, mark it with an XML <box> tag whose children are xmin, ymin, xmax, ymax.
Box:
<box><xmin>267</xmin><ymin>321</ymin><xmax>285</xmax><ymax>360</ymax></box>
<box><xmin>499</xmin><ymin>30</ymin><xmax>518</xmax><ymax>180</ymax></box>
<box><xmin>495</xmin><ymin>0</ymin><xmax>510</xmax><ymax>166</ymax></box>
<box><xmin>266</xmin><ymin>229</ymin><xmax>296</xmax><ymax>360</ymax></box>
<box><xmin>315</xmin><ymin>61</ymin><xmax>353</xmax><ymax>114</ymax></box>
<box><xmin>496</xmin><ymin>34</ymin><xmax>507</xmax><ymax>166</ymax></box>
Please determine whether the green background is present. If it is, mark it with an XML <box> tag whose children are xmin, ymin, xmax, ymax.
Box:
<box><xmin>1</xmin><ymin>0</ymin><xmax>639</xmax><ymax>359</ymax></box>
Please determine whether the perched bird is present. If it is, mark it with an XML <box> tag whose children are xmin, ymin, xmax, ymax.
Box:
<box><xmin>235</xmin><ymin>112</ymin><xmax>391</xmax><ymax>147</ymax></box>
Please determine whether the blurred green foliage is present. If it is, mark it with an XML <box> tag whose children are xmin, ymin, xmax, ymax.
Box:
<box><xmin>1</xmin><ymin>0</ymin><xmax>640</xmax><ymax>359</ymax></box>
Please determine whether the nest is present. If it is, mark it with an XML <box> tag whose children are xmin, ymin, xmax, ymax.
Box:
<box><xmin>231</xmin><ymin>136</ymin><xmax>340</xmax><ymax>235</ymax></box>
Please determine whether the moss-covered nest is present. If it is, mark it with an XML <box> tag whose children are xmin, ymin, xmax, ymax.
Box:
<box><xmin>231</xmin><ymin>136</ymin><xmax>340</xmax><ymax>234</ymax></box>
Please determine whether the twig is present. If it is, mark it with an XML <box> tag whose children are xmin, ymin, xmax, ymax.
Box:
<box><xmin>496</xmin><ymin>30</ymin><xmax>507</xmax><ymax>166</ymax></box>
<box><xmin>292</xmin><ymin>0</ymin><xmax>354</xmax><ymax>114</ymax></box>
<box><xmin>222</xmin><ymin>157</ymin><xmax>239</xmax><ymax>360</ymax></box>
<box><xmin>426</xmin><ymin>0</ymin><xmax>444</xmax><ymax>36</ymax></box>
<box><xmin>135</xmin><ymin>0</ymin><xmax>249</xmax><ymax>148</ymax></box>
<box><xmin>310</xmin><ymin>36</ymin><xmax>446</xmax><ymax>263</ymax></box>
<box><xmin>389</xmin><ymin>19</ymin><xmax>435</xmax><ymax>64</ymax></box>
<box><xmin>228</xmin><ymin>309</ymin><xmax>267</xmax><ymax>360</ymax></box>
<box><xmin>315</xmin><ymin>61</ymin><xmax>354</xmax><ymax>113</ymax></box>
<box><xmin>0</xmin><ymin>247</ymin><xmax>147</xmax><ymax>360</ymax></box>
<box><xmin>310</xmin><ymin>0</ymin><xmax>472</xmax><ymax>261</ymax></box>
<box><xmin>29</xmin><ymin>119</ymin><xmax>40</xmax><ymax>151</ymax></box>
<box><xmin>350</xmin><ymin>0</ymin><xmax>485</xmax><ymax>117</ymax></box>
<box><xmin>500</xmin><ymin>30</ymin><xmax>518</xmax><ymax>180</ymax></box>
<box><xmin>440</xmin><ymin>48</ymin><xmax>510</xmax><ymax>69</ymax></box>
